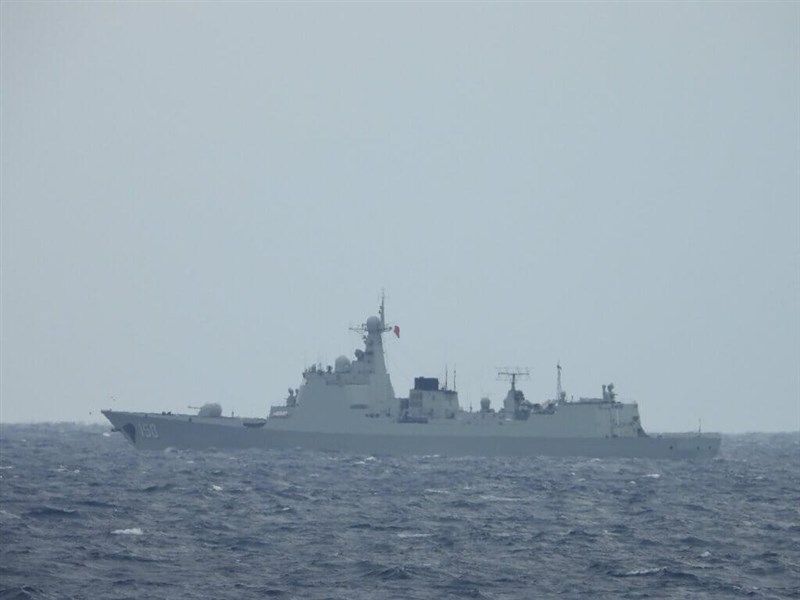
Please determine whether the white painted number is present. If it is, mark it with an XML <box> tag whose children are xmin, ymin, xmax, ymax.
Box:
<box><xmin>139</xmin><ymin>423</ymin><xmax>159</xmax><ymax>439</ymax></box>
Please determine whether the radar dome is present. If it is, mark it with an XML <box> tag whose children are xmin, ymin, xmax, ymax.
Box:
<box><xmin>334</xmin><ymin>355</ymin><xmax>351</xmax><ymax>372</ymax></box>
<box><xmin>366</xmin><ymin>316</ymin><xmax>381</xmax><ymax>332</ymax></box>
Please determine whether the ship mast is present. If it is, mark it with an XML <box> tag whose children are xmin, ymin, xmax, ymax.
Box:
<box><xmin>557</xmin><ymin>362</ymin><xmax>563</xmax><ymax>401</ymax></box>
<box><xmin>350</xmin><ymin>292</ymin><xmax>392</xmax><ymax>337</ymax></box>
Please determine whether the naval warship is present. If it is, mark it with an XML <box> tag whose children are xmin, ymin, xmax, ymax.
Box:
<box><xmin>103</xmin><ymin>298</ymin><xmax>721</xmax><ymax>459</ymax></box>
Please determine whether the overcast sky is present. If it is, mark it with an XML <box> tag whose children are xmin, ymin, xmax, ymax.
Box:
<box><xmin>2</xmin><ymin>2</ymin><xmax>798</xmax><ymax>433</ymax></box>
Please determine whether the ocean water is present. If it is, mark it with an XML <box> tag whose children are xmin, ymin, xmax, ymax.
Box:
<box><xmin>0</xmin><ymin>425</ymin><xmax>798</xmax><ymax>600</ymax></box>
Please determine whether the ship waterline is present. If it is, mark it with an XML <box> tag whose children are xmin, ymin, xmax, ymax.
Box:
<box><xmin>101</xmin><ymin>410</ymin><xmax>720</xmax><ymax>459</ymax></box>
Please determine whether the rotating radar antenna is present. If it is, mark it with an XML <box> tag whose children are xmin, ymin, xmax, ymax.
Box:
<box><xmin>497</xmin><ymin>368</ymin><xmax>530</xmax><ymax>390</ymax></box>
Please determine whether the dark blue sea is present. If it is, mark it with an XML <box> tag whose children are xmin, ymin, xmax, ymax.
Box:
<box><xmin>1</xmin><ymin>425</ymin><xmax>798</xmax><ymax>599</ymax></box>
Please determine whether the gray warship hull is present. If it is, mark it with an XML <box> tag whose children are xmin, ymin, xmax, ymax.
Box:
<box><xmin>103</xmin><ymin>298</ymin><xmax>722</xmax><ymax>460</ymax></box>
<box><xmin>102</xmin><ymin>410</ymin><xmax>721</xmax><ymax>459</ymax></box>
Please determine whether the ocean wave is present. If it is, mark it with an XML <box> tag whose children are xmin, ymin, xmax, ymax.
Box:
<box><xmin>25</xmin><ymin>507</ymin><xmax>79</xmax><ymax>518</ymax></box>
<box><xmin>111</xmin><ymin>527</ymin><xmax>143</xmax><ymax>536</ymax></box>
<box><xmin>0</xmin><ymin>425</ymin><xmax>797</xmax><ymax>599</ymax></box>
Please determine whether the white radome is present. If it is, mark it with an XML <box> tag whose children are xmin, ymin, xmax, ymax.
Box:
<box><xmin>366</xmin><ymin>315</ymin><xmax>381</xmax><ymax>332</ymax></box>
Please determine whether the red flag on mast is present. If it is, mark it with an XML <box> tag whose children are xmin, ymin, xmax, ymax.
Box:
<box><xmin>393</xmin><ymin>325</ymin><xmax>400</xmax><ymax>338</ymax></box>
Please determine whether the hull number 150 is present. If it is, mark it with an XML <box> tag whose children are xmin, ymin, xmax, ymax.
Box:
<box><xmin>139</xmin><ymin>423</ymin><xmax>159</xmax><ymax>439</ymax></box>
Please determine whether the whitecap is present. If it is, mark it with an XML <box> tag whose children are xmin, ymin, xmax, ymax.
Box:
<box><xmin>102</xmin><ymin>432</ymin><xmax>111</xmax><ymax>437</ymax></box>
<box><xmin>623</xmin><ymin>567</ymin><xmax>665</xmax><ymax>576</ymax></box>
<box><xmin>643</xmin><ymin>473</ymin><xmax>661</xmax><ymax>479</ymax></box>
<box><xmin>423</xmin><ymin>488</ymin><xmax>450</xmax><ymax>495</ymax></box>
<box><xmin>397</xmin><ymin>532</ymin><xmax>432</xmax><ymax>538</ymax></box>
<box><xmin>700</xmin><ymin>551</ymin><xmax>711</xmax><ymax>558</ymax></box>
<box><xmin>211</xmin><ymin>485</ymin><xmax>223</xmax><ymax>491</ymax></box>
<box><xmin>112</xmin><ymin>527</ymin><xmax>143</xmax><ymax>535</ymax></box>
<box><xmin>0</xmin><ymin>465</ymin><xmax>14</xmax><ymax>470</ymax></box>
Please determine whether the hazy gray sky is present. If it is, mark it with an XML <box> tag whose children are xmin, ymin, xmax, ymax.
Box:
<box><xmin>2</xmin><ymin>2</ymin><xmax>798</xmax><ymax>432</ymax></box>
